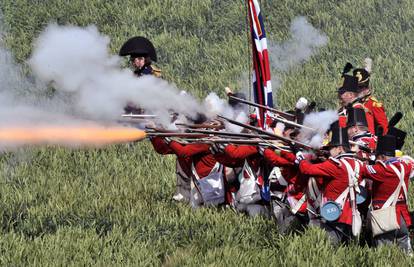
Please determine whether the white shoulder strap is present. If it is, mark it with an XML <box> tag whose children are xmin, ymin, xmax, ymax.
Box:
<box><xmin>291</xmin><ymin>194</ymin><xmax>307</xmax><ymax>214</ymax></box>
<box><xmin>384</xmin><ymin>163</ymin><xmax>407</xmax><ymax>208</ymax></box>
<box><xmin>308</xmin><ymin>177</ymin><xmax>321</xmax><ymax>201</ymax></box>
<box><xmin>191</xmin><ymin>162</ymin><xmax>200</xmax><ymax>180</ymax></box>
<box><xmin>191</xmin><ymin>161</ymin><xmax>222</xmax><ymax>181</ymax></box>
<box><xmin>337</xmin><ymin>159</ymin><xmax>360</xmax><ymax>207</ymax></box>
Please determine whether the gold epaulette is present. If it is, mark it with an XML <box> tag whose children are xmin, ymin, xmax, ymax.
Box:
<box><xmin>151</xmin><ymin>65</ymin><xmax>162</xmax><ymax>78</ymax></box>
<box><xmin>369</xmin><ymin>96</ymin><xmax>383</xmax><ymax>107</ymax></box>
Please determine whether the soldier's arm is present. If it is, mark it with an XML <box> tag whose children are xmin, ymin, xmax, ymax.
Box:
<box><xmin>224</xmin><ymin>144</ymin><xmax>258</xmax><ymax>160</ymax></box>
<box><xmin>263</xmin><ymin>148</ymin><xmax>294</xmax><ymax>167</ymax></box>
<box><xmin>372</xmin><ymin>106</ymin><xmax>388</xmax><ymax>133</ymax></box>
<box><xmin>169</xmin><ymin>141</ymin><xmax>210</xmax><ymax>158</ymax></box>
<box><xmin>369</xmin><ymin>99</ymin><xmax>388</xmax><ymax>133</ymax></box>
<box><xmin>360</xmin><ymin>163</ymin><xmax>387</xmax><ymax>182</ymax></box>
<box><xmin>298</xmin><ymin>159</ymin><xmax>336</xmax><ymax>178</ymax></box>
<box><xmin>150</xmin><ymin>136</ymin><xmax>173</xmax><ymax>155</ymax></box>
<box><xmin>213</xmin><ymin>153</ymin><xmax>243</xmax><ymax>168</ymax></box>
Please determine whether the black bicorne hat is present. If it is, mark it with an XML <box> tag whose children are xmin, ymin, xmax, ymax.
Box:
<box><xmin>353</xmin><ymin>68</ymin><xmax>370</xmax><ymax>88</ymax></box>
<box><xmin>228</xmin><ymin>92</ymin><xmax>246</xmax><ymax>108</ymax></box>
<box><xmin>338</xmin><ymin>75</ymin><xmax>359</xmax><ymax>95</ymax></box>
<box><xmin>376</xmin><ymin>134</ymin><xmax>396</xmax><ymax>157</ymax></box>
<box><xmin>119</xmin><ymin>36</ymin><xmax>157</xmax><ymax>62</ymax></box>
<box><xmin>387</xmin><ymin>126</ymin><xmax>407</xmax><ymax>150</ymax></box>
<box><xmin>327</xmin><ymin>120</ymin><xmax>350</xmax><ymax>149</ymax></box>
<box><xmin>186</xmin><ymin>113</ymin><xmax>207</xmax><ymax>124</ymax></box>
<box><xmin>346</xmin><ymin>107</ymin><xmax>368</xmax><ymax>128</ymax></box>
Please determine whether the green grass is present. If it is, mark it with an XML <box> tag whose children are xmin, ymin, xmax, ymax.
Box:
<box><xmin>1</xmin><ymin>0</ymin><xmax>414</xmax><ymax>265</ymax></box>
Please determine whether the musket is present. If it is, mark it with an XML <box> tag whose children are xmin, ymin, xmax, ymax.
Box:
<box><xmin>217</xmin><ymin>115</ymin><xmax>318</xmax><ymax>151</ymax></box>
<box><xmin>227</xmin><ymin>94</ymin><xmax>295</xmax><ymax>120</ymax></box>
<box><xmin>349</xmin><ymin>140</ymin><xmax>371</xmax><ymax>153</ymax></box>
<box><xmin>146</xmin><ymin>132</ymin><xmax>208</xmax><ymax>138</ymax></box>
<box><xmin>269</xmin><ymin>114</ymin><xmax>317</xmax><ymax>132</ymax></box>
<box><xmin>184</xmin><ymin>138</ymin><xmax>292</xmax><ymax>150</ymax></box>
<box><xmin>122</xmin><ymin>114</ymin><xmax>159</xmax><ymax>119</ymax></box>
<box><xmin>175</xmin><ymin>123</ymin><xmax>223</xmax><ymax>129</ymax></box>
<box><xmin>185</xmin><ymin>129</ymin><xmax>272</xmax><ymax>139</ymax></box>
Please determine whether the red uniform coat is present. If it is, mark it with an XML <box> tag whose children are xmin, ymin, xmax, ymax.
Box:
<box><xmin>264</xmin><ymin>149</ymin><xmax>307</xmax><ymax>213</ymax></box>
<box><xmin>338</xmin><ymin>102</ymin><xmax>376</xmax><ymax>135</ymax></box>
<box><xmin>169</xmin><ymin>141</ymin><xmax>216</xmax><ymax>178</ymax></box>
<box><xmin>361</xmin><ymin>158</ymin><xmax>413</xmax><ymax>227</ymax></box>
<box><xmin>299</xmin><ymin>155</ymin><xmax>362</xmax><ymax>225</ymax></box>
<box><xmin>150</xmin><ymin>137</ymin><xmax>192</xmax><ymax>177</ymax></box>
<box><xmin>363</xmin><ymin>96</ymin><xmax>388</xmax><ymax>134</ymax></box>
<box><xmin>168</xmin><ymin>141</ymin><xmax>238</xmax><ymax>178</ymax></box>
<box><xmin>224</xmin><ymin>145</ymin><xmax>261</xmax><ymax>171</ymax></box>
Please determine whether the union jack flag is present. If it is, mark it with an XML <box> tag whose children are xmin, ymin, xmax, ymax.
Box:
<box><xmin>247</xmin><ymin>0</ymin><xmax>273</xmax><ymax>129</ymax></box>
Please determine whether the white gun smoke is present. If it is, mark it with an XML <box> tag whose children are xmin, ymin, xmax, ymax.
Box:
<box><xmin>299</xmin><ymin>110</ymin><xmax>338</xmax><ymax>148</ymax></box>
<box><xmin>269</xmin><ymin>17</ymin><xmax>328</xmax><ymax>72</ymax></box>
<box><xmin>0</xmin><ymin>17</ymin><xmax>75</xmax><ymax>128</ymax></box>
<box><xmin>203</xmin><ymin>92</ymin><xmax>248</xmax><ymax>132</ymax></box>
<box><xmin>29</xmin><ymin>24</ymin><xmax>203</xmax><ymax>125</ymax></box>
<box><xmin>268</xmin><ymin>16</ymin><xmax>328</xmax><ymax>102</ymax></box>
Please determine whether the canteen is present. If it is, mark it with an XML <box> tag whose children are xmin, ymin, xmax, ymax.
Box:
<box><xmin>320</xmin><ymin>201</ymin><xmax>342</xmax><ymax>222</ymax></box>
<box><xmin>356</xmin><ymin>186</ymin><xmax>368</xmax><ymax>205</ymax></box>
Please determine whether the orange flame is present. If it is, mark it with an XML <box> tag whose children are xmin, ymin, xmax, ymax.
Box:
<box><xmin>0</xmin><ymin>125</ymin><xmax>147</xmax><ymax>147</ymax></box>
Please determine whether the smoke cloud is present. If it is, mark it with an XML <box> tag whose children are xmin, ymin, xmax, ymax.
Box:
<box><xmin>0</xmin><ymin>21</ymin><xmax>236</xmax><ymax>148</ymax></box>
<box><xmin>29</xmin><ymin>24</ymin><xmax>203</xmax><ymax>125</ymax></box>
<box><xmin>203</xmin><ymin>92</ymin><xmax>248</xmax><ymax>132</ymax></box>
<box><xmin>268</xmin><ymin>16</ymin><xmax>328</xmax><ymax>101</ymax></box>
<box><xmin>299</xmin><ymin>110</ymin><xmax>338</xmax><ymax>148</ymax></box>
<box><xmin>269</xmin><ymin>17</ymin><xmax>328</xmax><ymax>72</ymax></box>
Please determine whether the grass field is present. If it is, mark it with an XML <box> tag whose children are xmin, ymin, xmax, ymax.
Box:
<box><xmin>1</xmin><ymin>0</ymin><xmax>414</xmax><ymax>265</ymax></box>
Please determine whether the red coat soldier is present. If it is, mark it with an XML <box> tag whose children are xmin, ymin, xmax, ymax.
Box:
<box><xmin>352</xmin><ymin>62</ymin><xmax>388</xmax><ymax>133</ymax></box>
<box><xmin>360</xmin><ymin>135</ymin><xmax>413</xmax><ymax>254</ymax></box>
<box><xmin>297</xmin><ymin>121</ymin><xmax>363</xmax><ymax>245</ymax></box>
<box><xmin>337</xmin><ymin>74</ymin><xmax>376</xmax><ymax>134</ymax></box>
<box><xmin>222</xmin><ymin>144</ymin><xmax>270</xmax><ymax>218</ymax></box>
<box><xmin>168</xmin><ymin>141</ymin><xmax>226</xmax><ymax>207</ymax></box>
<box><xmin>150</xmin><ymin>136</ymin><xmax>192</xmax><ymax>202</ymax></box>
<box><xmin>263</xmin><ymin>148</ymin><xmax>309</xmax><ymax>232</ymax></box>
<box><xmin>346</xmin><ymin>107</ymin><xmax>377</xmax><ymax>160</ymax></box>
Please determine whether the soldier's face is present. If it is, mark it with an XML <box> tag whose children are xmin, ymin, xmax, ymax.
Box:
<box><xmin>329</xmin><ymin>146</ymin><xmax>342</xmax><ymax>157</ymax></box>
<box><xmin>347</xmin><ymin>126</ymin><xmax>360</xmax><ymax>138</ymax></box>
<box><xmin>132</xmin><ymin>56</ymin><xmax>146</xmax><ymax>69</ymax></box>
<box><xmin>339</xmin><ymin>92</ymin><xmax>357</xmax><ymax>105</ymax></box>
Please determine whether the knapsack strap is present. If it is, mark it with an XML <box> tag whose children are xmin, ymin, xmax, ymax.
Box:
<box><xmin>384</xmin><ymin>163</ymin><xmax>406</xmax><ymax>208</ymax></box>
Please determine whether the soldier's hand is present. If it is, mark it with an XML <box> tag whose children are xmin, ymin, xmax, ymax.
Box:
<box><xmin>210</xmin><ymin>143</ymin><xmax>227</xmax><ymax>154</ymax></box>
<box><xmin>295</xmin><ymin>151</ymin><xmax>305</xmax><ymax>165</ymax></box>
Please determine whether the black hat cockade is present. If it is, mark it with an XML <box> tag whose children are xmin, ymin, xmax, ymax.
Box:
<box><xmin>119</xmin><ymin>36</ymin><xmax>157</xmax><ymax>62</ymax></box>
<box><xmin>326</xmin><ymin>120</ymin><xmax>350</xmax><ymax>149</ymax></box>
<box><xmin>340</xmin><ymin>58</ymin><xmax>372</xmax><ymax>91</ymax></box>
<box><xmin>338</xmin><ymin>75</ymin><xmax>359</xmax><ymax>95</ymax></box>
<box><xmin>346</xmin><ymin>107</ymin><xmax>368</xmax><ymax>128</ymax></box>
<box><xmin>376</xmin><ymin>134</ymin><xmax>397</xmax><ymax>157</ymax></box>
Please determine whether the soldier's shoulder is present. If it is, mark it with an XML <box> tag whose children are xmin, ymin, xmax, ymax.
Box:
<box><xmin>151</xmin><ymin>65</ymin><xmax>162</xmax><ymax>77</ymax></box>
<box><xmin>368</xmin><ymin>96</ymin><xmax>383</xmax><ymax>107</ymax></box>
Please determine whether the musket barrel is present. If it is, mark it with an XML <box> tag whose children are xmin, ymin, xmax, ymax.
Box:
<box><xmin>184</xmin><ymin>138</ymin><xmax>292</xmax><ymax>150</ymax></box>
<box><xmin>186</xmin><ymin>129</ymin><xmax>271</xmax><ymax>139</ymax></box>
<box><xmin>217</xmin><ymin>115</ymin><xmax>317</xmax><ymax>151</ymax></box>
<box><xmin>175</xmin><ymin>123</ymin><xmax>222</xmax><ymax>129</ymax></box>
<box><xmin>270</xmin><ymin>115</ymin><xmax>317</xmax><ymax>132</ymax></box>
<box><xmin>228</xmin><ymin>95</ymin><xmax>295</xmax><ymax>120</ymax></box>
<box><xmin>122</xmin><ymin>114</ymin><xmax>159</xmax><ymax>119</ymax></box>
<box><xmin>146</xmin><ymin>132</ymin><xmax>208</xmax><ymax>138</ymax></box>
